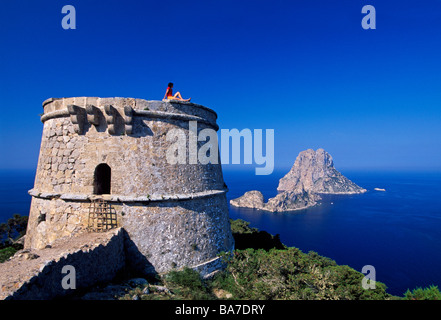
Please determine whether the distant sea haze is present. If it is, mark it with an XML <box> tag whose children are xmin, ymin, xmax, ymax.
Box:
<box><xmin>1</xmin><ymin>168</ymin><xmax>441</xmax><ymax>297</ymax></box>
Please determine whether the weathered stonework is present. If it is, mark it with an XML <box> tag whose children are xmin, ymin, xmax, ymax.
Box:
<box><xmin>25</xmin><ymin>97</ymin><xmax>234</xmax><ymax>277</ymax></box>
<box><xmin>0</xmin><ymin>228</ymin><xmax>125</xmax><ymax>300</ymax></box>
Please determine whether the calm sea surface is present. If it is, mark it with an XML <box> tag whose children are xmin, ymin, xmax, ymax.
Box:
<box><xmin>224</xmin><ymin>169</ymin><xmax>441</xmax><ymax>296</ymax></box>
<box><xmin>0</xmin><ymin>169</ymin><xmax>35</xmax><ymax>222</ymax></box>
<box><xmin>1</xmin><ymin>168</ymin><xmax>441</xmax><ymax>296</ymax></box>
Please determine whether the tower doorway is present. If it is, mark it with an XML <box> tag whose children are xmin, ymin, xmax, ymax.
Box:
<box><xmin>94</xmin><ymin>163</ymin><xmax>111</xmax><ymax>195</ymax></box>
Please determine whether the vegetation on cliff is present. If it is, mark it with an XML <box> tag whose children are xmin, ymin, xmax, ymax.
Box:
<box><xmin>403</xmin><ymin>285</ymin><xmax>441</xmax><ymax>300</ymax></box>
<box><xmin>0</xmin><ymin>214</ymin><xmax>27</xmax><ymax>262</ymax></box>
<box><xmin>214</xmin><ymin>248</ymin><xmax>390</xmax><ymax>300</ymax></box>
<box><xmin>121</xmin><ymin>219</ymin><xmax>390</xmax><ymax>300</ymax></box>
<box><xmin>2</xmin><ymin>213</ymin><xmax>439</xmax><ymax>300</ymax></box>
<box><xmin>120</xmin><ymin>219</ymin><xmax>441</xmax><ymax>300</ymax></box>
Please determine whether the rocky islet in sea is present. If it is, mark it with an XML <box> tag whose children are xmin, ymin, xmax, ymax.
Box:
<box><xmin>230</xmin><ymin>148</ymin><xmax>366</xmax><ymax>212</ymax></box>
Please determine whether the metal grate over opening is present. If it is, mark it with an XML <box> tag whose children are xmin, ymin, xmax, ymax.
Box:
<box><xmin>88</xmin><ymin>199</ymin><xmax>117</xmax><ymax>232</ymax></box>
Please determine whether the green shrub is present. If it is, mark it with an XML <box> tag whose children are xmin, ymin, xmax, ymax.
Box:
<box><xmin>214</xmin><ymin>247</ymin><xmax>391</xmax><ymax>300</ymax></box>
<box><xmin>166</xmin><ymin>267</ymin><xmax>204</xmax><ymax>291</ymax></box>
<box><xmin>404</xmin><ymin>285</ymin><xmax>441</xmax><ymax>300</ymax></box>
<box><xmin>230</xmin><ymin>219</ymin><xmax>257</xmax><ymax>234</ymax></box>
<box><xmin>230</xmin><ymin>219</ymin><xmax>285</xmax><ymax>250</ymax></box>
<box><xmin>0</xmin><ymin>214</ymin><xmax>28</xmax><ymax>247</ymax></box>
<box><xmin>220</xmin><ymin>220</ymin><xmax>392</xmax><ymax>300</ymax></box>
<box><xmin>0</xmin><ymin>246</ymin><xmax>18</xmax><ymax>263</ymax></box>
<box><xmin>164</xmin><ymin>267</ymin><xmax>214</xmax><ymax>300</ymax></box>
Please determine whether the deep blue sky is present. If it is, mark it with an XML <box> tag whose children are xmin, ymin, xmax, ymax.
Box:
<box><xmin>1</xmin><ymin>0</ymin><xmax>440</xmax><ymax>172</ymax></box>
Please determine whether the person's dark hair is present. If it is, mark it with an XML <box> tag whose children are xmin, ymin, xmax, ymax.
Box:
<box><xmin>168</xmin><ymin>82</ymin><xmax>173</xmax><ymax>87</ymax></box>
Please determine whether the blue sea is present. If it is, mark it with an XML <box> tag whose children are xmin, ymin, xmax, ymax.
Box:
<box><xmin>224</xmin><ymin>169</ymin><xmax>441</xmax><ymax>297</ymax></box>
<box><xmin>0</xmin><ymin>169</ymin><xmax>35</xmax><ymax>222</ymax></box>
<box><xmin>1</xmin><ymin>168</ymin><xmax>441</xmax><ymax>297</ymax></box>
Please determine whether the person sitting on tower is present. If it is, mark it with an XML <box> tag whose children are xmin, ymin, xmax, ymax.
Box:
<box><xmin>163</xmin><ymin>82</ymin><xmax>191</xmax><ymax>102</ymax></box>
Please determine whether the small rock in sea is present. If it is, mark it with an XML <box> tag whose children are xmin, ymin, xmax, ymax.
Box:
<box><xmin>230</xmin><ymin>149</ymin><xmax>367</xmax><ymax>213</ymax></box>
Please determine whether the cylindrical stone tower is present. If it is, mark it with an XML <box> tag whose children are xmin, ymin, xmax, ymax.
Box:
<box><xmin>25</xmin><ymin>97</ymin><xmax>234</xmax><ymax>276</ymax></box>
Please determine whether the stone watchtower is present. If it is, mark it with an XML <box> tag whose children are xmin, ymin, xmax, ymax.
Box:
<box><xmin>25</xmin><ymin>97</ymin><xmax>234</xmax><ymax>276</ymax></box>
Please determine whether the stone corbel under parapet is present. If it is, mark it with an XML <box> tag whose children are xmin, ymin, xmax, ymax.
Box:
<box><xmin>124</xmin><ymin>106</ymin><xmax>133</xmax><ymax>134</ymax></box>
<box><xmin>104</xmin><ymin>104</ymin><xmax>121</xmax><ymax>135</ymax></box>
<box><xmin>85</xmin><ymin>104</ymin><xmax>101</xmax><ymax>126</ymax></box>
<box><xmin>67</xmin><ymin>105</ymin><xmax>86</xmax><ymax>134</ymax></box>
<box><xmin>42</xmin><ymin>101</ymin><xmax>220</xmax><ymax>134</ymax></box>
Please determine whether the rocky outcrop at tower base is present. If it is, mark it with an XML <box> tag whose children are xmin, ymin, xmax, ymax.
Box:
<box><xmin>0</xmin><ymin>228</ymin><xmax>125</xmax><ymax>300</ymax></box>
<box><xmin>0</xmin><ymin>226</ymin><xmax>227</xmax><ymax>300</ymax></box>
<box><xmin>277</xmin><ymin>149</ymin><xmax>366</xmax><ymax>194</ymax></box>
<box><xmin>230</xmin><ymin>149</ymin><xmax>366</xmax><ymax>212</ymax></box>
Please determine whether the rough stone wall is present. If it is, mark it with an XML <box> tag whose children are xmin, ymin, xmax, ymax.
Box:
<box><xmin>25</xmin><ymin>198</ymin><xmax>89</xmax><ymax>249</ymax></box>
<box><xmin>32</xmin><ymin>98</ymin><xmax>224</xmax><ymax>197</ymax></box>
<box><xmin>122</xmin><ymin>193</ymin><xmax>234</xmax><ymax>275</ymax></box>
<box><xmin>25</xmin><ymin>194</ymin><xmax>234</xmax><ymax>275</ymax></box>
<box><xmin>1</xmin><ymin>226</ymin><xmax>228</xmax><ymax>300</ymax></box>
<box><xmin>25</xmin><ymin>97</ymin><xmax>234</xmax><ymax>276</ymax></box>
<box><xmin>32</xmin><ymin>117</ymin><xmax>83</xmax><ymax>195</ymax></box>
<box><xmin>1</xmin><ymin>228</ymin><xmax>125</xmax><ymax>300</ymax></box>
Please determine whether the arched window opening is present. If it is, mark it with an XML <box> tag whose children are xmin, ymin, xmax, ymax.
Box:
<box><xmin>93</xmin><ymin>163</ymin><xmax>111</xmax><ymax>195</ymax></box>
